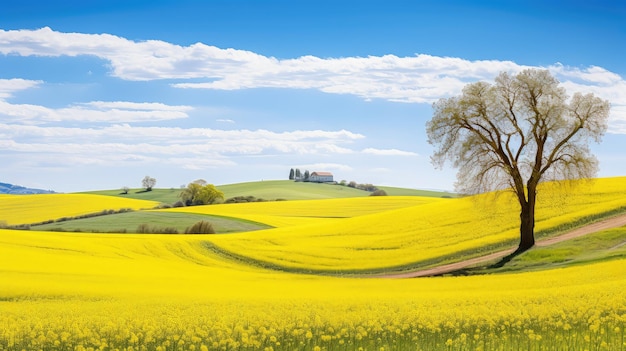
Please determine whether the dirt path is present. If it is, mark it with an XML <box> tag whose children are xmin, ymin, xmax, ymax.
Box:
<box><xmin>380</xmin><ymin>213</ymin><xmax>626</xmax><ymax>279</ymax></box>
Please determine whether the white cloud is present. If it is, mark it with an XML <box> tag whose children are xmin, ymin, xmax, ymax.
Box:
<box><xmin>2</xmin><ymin>28</ymin><xmax>623</xmax><ymax>103</ymax></box>
<box><xmin>80</xmin><ymin>101</ymin><xmax>193</xmax><ymax>111</ymax></box>
<box><xmin>0</xmin><ymin>100</ymin><xmax>192</xmax><ymax>124</ymax></box>
<box><xmin>0</xmin><ymin>122</ymin><xmax>366</xmax><ymax>170</ymax></box>
<box><xmin>216</xmin><ymin>118</ymin><xmax>235</xmax><ymax>124</ymax></box>
<box><xmin>362</xmin><ymin>148</ymin><xmax>418</xmax><ymax>156</ymax></box>
<box><xmin>1</xmin><ymin>27</ymin><xmax>625</xmax><ymax>132</ymax></box>
<box><xmin>296</xmin><ymin>163</ymin><xmax>354</xmax><ymax>172</ymax></box>
<box><xmin>0</xmin><ymin>78</ymin><xmax>42</xmax><ymax>99</ymax></box>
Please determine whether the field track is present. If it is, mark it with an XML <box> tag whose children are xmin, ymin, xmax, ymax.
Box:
<box><xmin>380</xmin><ymin>213</ymin><xmax>626</xmax><ymax>278</ymax></box>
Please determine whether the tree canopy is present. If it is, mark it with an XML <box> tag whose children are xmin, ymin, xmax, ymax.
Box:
<box><xmin>180</xmin><ymin>182</ymin><xmax>224</xmax><ymax>206</ymax></box>
<box><xmin>142</xmin><ymin>176</ymin><xmax>156</xmax><ymax>191</ymax></box>
<box><xmin>427</xmin><ymin>69</ymin><xmax>610</xmax><ymax>253</ymax></box>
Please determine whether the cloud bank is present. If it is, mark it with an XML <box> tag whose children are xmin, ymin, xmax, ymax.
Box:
<box><xmin>1</xmin><ymin>28</ymin><xmax>624</xmax><ymax>117</ymax></box>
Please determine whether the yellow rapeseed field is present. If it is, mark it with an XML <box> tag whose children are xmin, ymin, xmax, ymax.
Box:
<box><xmin>184</xmin><ymin>177</ymin><xmax>626</xmax><ymax>272</ymax></box>
<box><xmin>0</xmin><ymin>227</ymin><xmax>624</xmax><ymax>350</ymax></box>
<box><xmin>0</xmin><ymin>177</ymin><xmax>625</xmax><ymax>350</ymax></box>
<box><xmin>164</xmin><ymin>196</ymin><xmax>440</xmax><ymax>228</ymax></box>
<box><xmin>0</xmin><ymin>193</ymin><xmax>159</xmax><ymax>226</ymax></box>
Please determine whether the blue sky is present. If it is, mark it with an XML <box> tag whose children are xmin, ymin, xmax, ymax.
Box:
<box><xmin>1</xmin><ymin>0</ymin><xmax>625</xmax><ymax>192</ymax></box>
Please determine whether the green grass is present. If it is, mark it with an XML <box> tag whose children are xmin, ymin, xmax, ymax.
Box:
<box><xmin>375</xmin><ymin>185</ymin><xmax>457</xmax><ymax>197</ymax></box>
<box><xmin>78</xmin><ymin>188</ymin><xmax>183</xmax><ymax>204</ymax></box>
<box><xmin>468</xmin><ymin>226</ymin><xmax>626</xmax><ymax>275</ymax></box>
<box><xmin>80</xmin><ymin>181</ymin><xmax>454</xmax><ymax>204</ymax></box>
<box><xmin>31</xmin><ymin>211</ymin><xmax>272</xmax><ymax>234</ymax></box>
<box><xmin>507</xmin><ymin>227</ymin><xmax>626</xmax><ymax>269</ymax></box>
<box><xmin>217</xmin><ymin>180</ymin><xmax>371</xmax><ymax>200</ymax></box>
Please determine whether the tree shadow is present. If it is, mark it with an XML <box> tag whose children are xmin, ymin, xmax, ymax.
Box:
<box><xmin>488</xmin><ymin>246</ymin><xmax>531</xmax><ymax>269</ymax></box>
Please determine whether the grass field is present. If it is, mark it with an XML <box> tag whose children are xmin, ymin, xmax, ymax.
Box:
<box><xmin>0</xmin><ymin>193</ymin><xmax>158</xmax><ymax>226</ymax></box>
<box><xmin>83</xmin><ymin>180</ymin><xmax>455</xmax><ymax>204</ymax></box>
<box><xmin>494</xmin><ymin>225</ymin><xmax>626</xmax><ymax>273</ymax></box>
<box><xmin>79</xmin><ymin>187</ymin><xmax>184</xmax><ymax>204</ymax></box>
<box><xmin>1</xmin><ymin>177</ymin><xmax>625</xmax><ymax>350</ymax></box>
<box><xmin>31</xmin><ymin>211</ymin><xmax>271</xmax><ymax>234</ymax></box>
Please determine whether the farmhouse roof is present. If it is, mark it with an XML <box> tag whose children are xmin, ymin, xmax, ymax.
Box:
<box><xmin>311</xmin><ymin>171</ymin><xmax>333</xmax><ymax>176</ymax></box>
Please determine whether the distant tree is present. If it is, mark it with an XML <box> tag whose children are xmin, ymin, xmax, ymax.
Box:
<box><xmin>142</xmin><ymin>176</ymin><xmax>156</xmax><ymax>191</ymax></box>
<box><xmin>339</xmin><ymin>180</ymin><xmax>347</xmax><ymax>186</ymax></box>
<box><xmin>180</xmin><ymin>182</ymin><xmax>224</xmax><ymax>206</ymax></box>
<box><xmin>121</xmin><ymin>186</ymin><xmax>129</xmax><ymax>194</ymax></box>
<box><xmin>289</xmin><ymin>168</ymin><xmax>295</xmax><ymax>180</ymax></box>
<box><xmin>348</xmin><ymin>181</ymin><xmax>357</xmax><ymax>188</ymax></box>
<box><xmin>358</xmin><ymin>183</ymin><xmax>378</xmax><ymax>192</ymax></box>
<box><xmin>295</xmin><ymin>168</ymin><xmax>302</xmax><ymax>179</ymax></box>
<box><xmin>427</xmin><ymin>69</ymin><xmax>609</xmax><ymax>254</ymax></box>
<box><xmin>304</xmin><ymin>170</ymin><xmax>310</xmax><ymax>181</ymax></box>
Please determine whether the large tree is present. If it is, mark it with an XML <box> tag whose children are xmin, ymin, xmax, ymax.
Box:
<box><xmin>427</xmin><ymin>69</ymin><xmax>609</xmax><ymax>253</ymax></box>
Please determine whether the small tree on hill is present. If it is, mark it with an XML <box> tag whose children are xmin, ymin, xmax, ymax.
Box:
<box><xmin>295</xmin><ymin>168</ymin><xmax>302</xmax><ymax>180</ymax></box>
<box><xmin>142</xmin><ymin>176</ymin><xmax>156</xmax><ymax>191</ymax></box>
<box><xmin>304</xmin><ymin>170</ymin><xmax>310</xmax><ymax>181</ymax></box>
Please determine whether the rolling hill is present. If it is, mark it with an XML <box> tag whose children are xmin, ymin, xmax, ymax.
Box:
<box><xmin>82</xmin><ymin>180</ymin><xmax>455</xmax><ymax>204</ymax></box>
<box><xmin>1</xmin><ymin>177</ymin><xmax>625</xmax><ymax>350</ymax></box>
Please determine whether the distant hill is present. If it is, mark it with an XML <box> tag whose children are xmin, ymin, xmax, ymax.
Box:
<box><xmin>0</xmin><ymin>182</ymin><xmax>55</xmax><ymax>195</ymax></box>
<box><xmin>82</xmin><ymin>180</ymin><xmax>455</xmax><ymax>204</ymax></box>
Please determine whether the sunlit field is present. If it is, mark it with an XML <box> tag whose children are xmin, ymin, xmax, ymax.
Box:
<box><xmin>167</xmin><ymin>177</ymin><xmax>626</xmax><ymax>272</ymax></box>
<box><xmin>0</xmin><ymin>194</ymin><xmax>159</xmax><ymax>226</ymax></box>
<box><xmin>164</xmin><ymin>195</ymin><xmax>440</xmax><ymax>228</ymax></box>
<box><xmin>1</xmin><ymin>177</ymin><xmax>625</xmax><ymax>350</ymax></box>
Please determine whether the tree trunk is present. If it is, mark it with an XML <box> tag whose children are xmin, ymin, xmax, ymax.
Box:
<box><xmin>518</xmin><ymin>191</ymin><xmax>536</xmax><ymax>253</ymax></box>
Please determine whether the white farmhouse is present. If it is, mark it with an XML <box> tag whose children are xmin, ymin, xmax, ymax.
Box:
<box><xmin>308</xmin><ymin>171</ymin><xmax>334</xmax><ymax>183</ymax></box>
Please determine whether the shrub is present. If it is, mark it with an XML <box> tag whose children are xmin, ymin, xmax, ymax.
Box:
<box><xmin>172</xmin><ymin>201</ymin><xmax>185</xmax><ymax>208</ymax></box>
<box><xmin>370</xmin><ymin>189</ymin><xmax>388</xmax><ymax>196</ymax></box>
<box><xmin>160</xmin><ymin>227</ymin><xmax>179</xmax><ymax>234</ymax></box>
<box><xmin>184</xmin><ymin>220</ymin><xmax>216</xmax><ymax>234</ymax></box>
<box><xmin>136</xmin><ymin>223</ymin><xmax>179</xmax><ymax>234</ymax></box>
<box><xmin>225</xmin><ymin>196</ymin><xmax>258</xmax><ymax>203</ymax></box>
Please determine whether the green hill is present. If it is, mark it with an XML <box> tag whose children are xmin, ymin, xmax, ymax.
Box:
<box><xmin>217</xmin><ymin>180</ymin><xmax>369</xmax><ymax>200</ymax></box>
<box><xmin>376</xmin><ymin>185</ymin><xmax>457</xmax><ymax>197</ymax></box>
<box><xmin>80</xmin><ymin>180</ymin><xmax>455</xmax><ymax>204</ymax></box>
<box><xmin>78</xmin><ymin>188</ymin><xmax>183</xmax><ymax>204</ymax></box>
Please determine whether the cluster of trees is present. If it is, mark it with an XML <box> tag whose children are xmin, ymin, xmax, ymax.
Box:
<box><xmin>289</xmin><ymin>168</ymin><xmax>310</xmax><ymax>181</ymax></box>
<box><xmin>179</xmin><ymin>179</ymin><xmax>224</xmax><ymax>206</ymax></box>
<box><xmin>338</xmin><ymin>180</ymin><xmax>378</xmax><ymax>192</ymax></box>
<box><xmin>121</xmin><ymin>175</ymin><xmax>157</xmax><ymax>194</ymax></box>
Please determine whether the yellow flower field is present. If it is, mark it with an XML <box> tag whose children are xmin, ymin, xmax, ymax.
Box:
<box><xmin>177</xmin><ymin>177</ymin><xmax>626</xmax><ymax>272</ymax></box>
<box><xmin>164</xmin><ymin>196</ymin><xmax>440</xmax><ymax>228</ymax></box>
<box><xmin>0</xmin><ymin>194</ymin><xmax>159</xmax><ymax>226</ymax></box>
<box><xmin>0</xmin><ymin>177</ymin><xmax>625</xmax><ymax>350</ymax></box>
<box><xmin>0</xmin><ymin>227</ymin><xmax>624</xmax><ymax>350</ymax></box>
